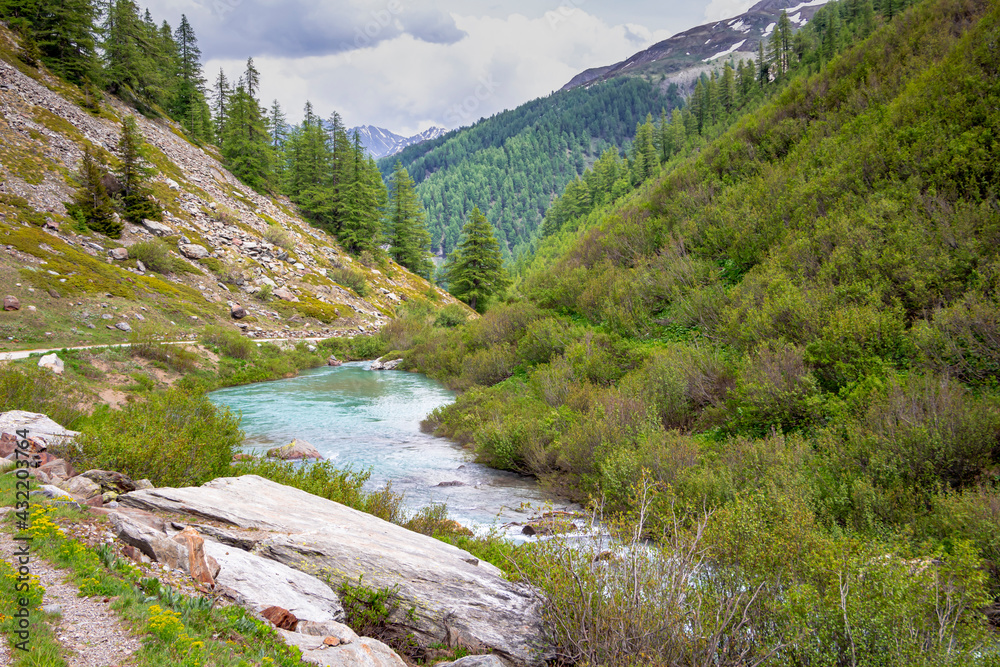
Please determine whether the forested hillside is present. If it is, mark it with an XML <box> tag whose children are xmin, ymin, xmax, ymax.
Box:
<box><xmin>380</xmin><ymin>77</ymin><xmax>683</xmax><ymax>261</ymax></box>
<box><xmin>380</xmin><ymin>0</ymin><xmax>1000</xmax><ymax>662</ymax></box>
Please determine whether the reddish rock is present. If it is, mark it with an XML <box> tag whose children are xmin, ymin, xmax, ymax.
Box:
<box><xmin>172</xmin><ymin>526</ymin><xmax>215</xmax><ymax>587</ymax></box>
<box><xmin>266</xmin><ymin>438</ymin><xmax>323</xmax><ymax>460</ymax></box>
<box><xmin>0</xmin><ymin>432</ymin><xmax>16</xmax><ymax>457</ymax></box>
<box><xmin>326</xmin><ymin>355</ymin><xmax>342</xmax><ymax>367</ymax></box>
<box><xmin>38</xmin><ymin>458</ymin><xmax>76</xmax><ymax>481</ymax></box>
<box><xmin>3</xmin><ymin>296</ymin><xmax>20</xmax><ymax>311</ymax></box>
<box><xmin>261</xmin><ymin>606</ymin><xmax>298</xmax><ymax>631</ymax></box>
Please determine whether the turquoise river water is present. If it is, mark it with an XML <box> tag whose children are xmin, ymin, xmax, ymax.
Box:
<box><xmin>208</xmin><ymin>361</ymin><xmax>566</xmax><ymax>532</ymax></box>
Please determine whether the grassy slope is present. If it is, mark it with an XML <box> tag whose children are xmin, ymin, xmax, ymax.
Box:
<box><xmin>395</xmin><ymin>0</ymin><xmax>1000</xmax><ymax>578</ymax></box>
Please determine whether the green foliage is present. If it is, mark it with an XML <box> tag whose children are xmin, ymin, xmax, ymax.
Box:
<box><xmin>327</xmin><ymin>266</ymin><xmax>368</xmax><ymax>296</ymax></box>
<box><xmin>336</xmin><ymin>577</ymin><xmax>418</xmax><ymax>659</ymax></box>
<box><xmin>68</xmin><ymin>145</ymin><xmax>119</xmax><ymax>237</ymax></box>
<box><xmin>115</xmin><ymin>115</ymin><xmax>163</xmax><ymax>223</ymax></box>
<box><xmin>433</xmin><ymin>303</ymin><xmax>468</xmax><ymax>328</ymax></box>
<box><xmin>443</xmin><ymin>207</ymin><xmax>510</xmax><ymax>312</ymax></box>
<box><xmin>385</xmin><ymin>160</ymin><xmax>433</xmax><ymax>277</ymax></box>
<box><xmin>74</xmin><ymin>389</ymin><xmax>242</xmax><ymax>487</ymax></box>
<box><xmin>0</xmin><ymin>364</ymin><xmax>83</xmax><ymax>430</ymax></box>
<box><xmin>201</xmin><ymin>326</ymin><xmax>255</xmax><ymax>360</ymax></box>
<box><xmin>128</xmin><ymin>238</ymin><xmax>182</xmax><ymax>274</ymax></box>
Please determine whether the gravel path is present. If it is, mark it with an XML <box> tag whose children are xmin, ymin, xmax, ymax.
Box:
<box><xmin>0</xmin><ymin>510</ymin><xmax>142</xmax><ymax>667</ymax></box>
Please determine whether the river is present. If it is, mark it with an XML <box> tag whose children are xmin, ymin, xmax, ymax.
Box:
<box><xmin>208</xmin><ymin>361</ymin><xmax>568</xmax><ymax>534</ymax></box>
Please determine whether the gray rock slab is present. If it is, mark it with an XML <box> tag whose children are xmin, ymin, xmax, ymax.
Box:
<box><xmin>120</xmin><ymin>475</ymin><xmax>551</xmax><ymax>666</ymax></box>
<box><xmin>278</xmin><ymin>628</ymin><xmax>406</xmax><ymax>667</ymax></box>
<box><xmin>436</xmin><ymin>656</ymin><xmax>508</xmax><ymax>667</ymax></box>
<box><xmin>0</xmin><ymin>411</ymin><xmax>79</xmax><ymax>448</ymax></box>
<box><xmin>202</xmin><ymin>539</ymin><xmax>344</xmax><ymax>624</ymax></box>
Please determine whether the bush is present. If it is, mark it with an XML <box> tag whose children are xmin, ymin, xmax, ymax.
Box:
<box><xmin>129</xmin><ymin>325</ymin><xmax>198</xmax><ymax>373</ymax></box>
<box><xmin>263</xmin><ymin>225</ymin><xmax>296</xmax><ymax>251</ymax></box>
<box><xmin>74</xmin><ymin>390</ymin><xmax>242</xmax><ymax>487</ymax></box>
<box><xmin>0</xmin><ymin>365</ymin><xmax>83</xmax><ymax>430</ymax></box>
<box><xmin>433</xmin><ymin>303</ymin><xmax>468</xmax><ymax>328</ymax></box>
<box><xmin>458</xmin><ymin>344</ymin><xmax>519</xmax><ymax>389</ymax></box>
<box><xmin>128</xmin><ymin>238</ymin><xmax>187</xmax><ymax>274</ymax></box>
<box><xmin>256</xmin><ymin>283</ymin><xmax>272</xmax><ymax>301</ymax></box>
<box><xmin>728</xmin><ymin>342</ymin><xmax>824</xmax><ymax>435</ymax></box>
<box><xmin>201</xmin><ymin>326</ymin><xmax>256</xmax><ymax>360</ymax></box>
<box><xmin>328</xmin><ymin>266</ymin><xmax>368</xmax><ymax>296</ymax></box>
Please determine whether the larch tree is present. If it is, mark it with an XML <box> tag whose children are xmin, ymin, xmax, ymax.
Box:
<box><xmin>443</xmin><ymin>207</ymin><xmax>509</xmax><ymax>312</ymax></box>
<box><xmin>386</xmin><ymin>160</ymin><xmax>433</xmax><ymax>278</ymax></box>
<box><xmin>115</xmin><ymin>115</ymin><xmax>162</xmax><ymax>223</ymax></box>
<box><xmin>71</xmin><ymin>145</ymin><xmax>119</xmax><ymax>237</ymax></box>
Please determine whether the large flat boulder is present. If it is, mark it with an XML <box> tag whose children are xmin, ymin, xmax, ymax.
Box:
<box><xmin>120</xmin><ymin>476</ymin><xmax>551</xmax><ymax>666</ymax></box>
<box><xmin>0</xmin><ymin>411</ymin><xmax>79</xmax><ymax>451</ymax></box>
<box><xmin>278</xmin><ymin>627</ymin><xmax>405</xmax><ymax>667</ymax></box>
<box><xmin>202</xmin><ymin>539</ymin><xmax>345</xmax><ymax>624</ymax></box>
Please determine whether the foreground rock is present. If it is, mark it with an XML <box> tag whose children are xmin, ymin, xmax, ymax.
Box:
<box><xmin>279</xmin><ymin>625</ymin><xmax>406</xmax><ymax>667</ymax></box>
<box><xmin>202</xmin><ymin>539</ymin><xmax>345</xmax><ymax>624</ymax></box>
<box><xmin>0</xmin><ymin>410</ymin><xmax>79</xmax><ymax>450</ymax></box>
<box><xmin>120</xmin><ymin>475</ymin><xmax>551</xmax><ymax>665</ymax></box>
<box><xmin>4</xmin><ymin>295</ymin><xmax>20</xmax><ymax>310</ymax></box>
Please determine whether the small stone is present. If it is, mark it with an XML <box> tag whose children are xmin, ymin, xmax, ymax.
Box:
<box><xmin>231</xmin><ymin>304</ymin><xmax>246</xmax><ymax>320</ymax></box>
<box><xmin>3</xmin><ymin>295</ymin><xmax>19</xmax><ymax>311</ymax></box>
<box><xmin>47</xmin><ymin>288</ymin><xmax>60</xmax><ymax>298</ymax></box>
<box><xmin>261</xmin><ymin>606</ymin><xmax>298</xmax><ymax>631</ymax></box>
<box><xmin>136</xmin><ymin>260</ymin><xmax>146</xmax><ymax>272</ymax></box>
<box><xmin>322</xmin><ymin>636</ymin><xmax>340</xmax><ymax>646</ymax></box>
<box><xmin>109</xmin><ymin>247</ymin><xmax>128</xmax><ymax>260</ymax></box>
<box><xmin>41</xmin><ymin>604</ymin><xmax>62</xmax><ymax>616</ymax></box>
<box><xmin>179</xmin><ymin>244</ymin><xmax>210</xmax><ymax>260</ymax></box>
<box><xmin>115</xmin><ymin>321</ymin><xmax>132</xmax><ymax>332</ymax></box>
<box><xmin>27</xmin><ymin>305</ymin><xmax>36</xmax><ymax>312</ymax></box>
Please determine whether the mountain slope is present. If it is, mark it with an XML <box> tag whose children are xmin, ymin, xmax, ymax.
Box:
<box><xmin>381</xmin><ymin>77</ymin><xmax>682</xmax><ymax>260</ymax></box>
<box><xmin>349</xmin><ymin>124</ymin><xmax>447</xmax><ymax>159</ymax></box>
<box><xmin>0</xmin><ymin>27</ymin><xmax>462</xmax><ymax>353</ymax></box>
<box><xmin>563</xmin><ymin>0</ymin><xmax>829</xmax><ymax>93</ymax></box>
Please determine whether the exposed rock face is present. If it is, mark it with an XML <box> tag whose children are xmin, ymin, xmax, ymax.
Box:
<box><xmin>278</xmin><ymin>626</ymin><xmax>406</xmax><ymax>667</ymax></box>
<box><xmin>140</xmin><ymin>219</ymin><xmax>173</xmax><ymax>236</ymax></box>
<box><xmin>38</xmin><ymin>458</ymin><xmax>75</xmax><ymax>481</ymax></box>
<box><xmin>0</xmin><ymin>411</ymin><xmax>79</xmax><ymax>450</ymax></box>
<box><xmin>369</xmin><ymin>357</ymin><xmax>402</xmax><ymax>371</ymax></box>
<box><xmin>62</xmin><ymin>475</ymin><xmax>101</xmax><ymax>499</ymax></box>
<box><xmin>3</xmin><ymin>295</ymin><xmax>19</xmax><ymax>311</ymax></box>
<box><xmin>273</xmin><ymin>287</ymin><xmax>298</xmax><ymax>302</ymax></box>
<box><xmin>202</xmin><ymin>539</ymin><xmax>345</xmax><ymax>624</ymax></box>
<box><xmin>119</xmin><ymin>476</ymin><xmax>552</xmax><ymax>666</ymax></box>
<box><xmin>436</xmin><ymin>657</ymin><xmax>508</xmax><ymax>667</ymax></box>
<box><xmin>173</xmin><ymin>526</ymin><xmax>216</xmax><ymax>587</ymax></box>
<box><xmin>262</xmin><ymin>606</ymin><xmax>299</xmax><ymax>631</ymax></box>
<box><xmin>179</xmin><ymin>243</ymin><xmax>210</xmax><ymax>259</ymax></box>
<box><xmin>266</xmin><ymin>439</ymin><xmax>323</xmax><ymax>460</ymax></box>
<box><xmin>81</xmin><ymin>469</ymin><xmax>137</xmax><ymax>494</ymax></box>
<box><xmin>110</xmin><ymin>512</ymin><xmax>188</xmax><ymax>570</ymax></box>
<box><xmin>37</xmin><ymin>353</ymin><xmax>64</xmax><ymax>374</ymax></box>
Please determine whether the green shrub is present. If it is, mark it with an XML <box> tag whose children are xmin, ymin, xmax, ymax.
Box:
<box><xmin>201</xmin><ymin>326</ymin><xmax>256</xmax><ymax>360</ymax></box>
<box><xmin>263</xmin><ymin>225</ymin><xmax>296</xmax><ymax>251</ymax></box>
<box><xmin>328</xmin><ymin>266</ymin><xmax>368</xmax><ymax>296</ymax></box>
<box><xmin>0</xmin><ymin>365</ymin><xmax>83</xmax><ymax>430</ymax></box>
<box><xmin>728</xmin><ymin>342</ymin><xmax>824</xmax><ymax>435</ymax></box>
<box><xmin>256</xmin><ymin>283</ymin><xmax>273</xmax><ymax>301</ymax></box>
<box><xmin>433</xmin><ymin>303</ymin><xmax>468</xmax><ymax>328</ymax></box>
<box><xmin>129</xmin><ymin>238</ymin><xmax>183</xmax><ymax>274</ymax></box>
<box><xmin>129</xmin><ymin>324</ymin><xmax>198</xmax><ymax>373</ymax></box>
<box><xmin>74</xmin><ymin>390</ymin><xmax>242</xmax><ymax>487</ymax></box>
<box><xmin>458</xmin><ymin>344</ymin><xmax>519</xmax><ymax>388</ymax></box>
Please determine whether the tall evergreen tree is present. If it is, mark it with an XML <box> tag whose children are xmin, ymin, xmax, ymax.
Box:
<box><xmin>443</xmin><ymin>207</ymin><xmax>509</xmax><ymax>312</ymax></box>
<box><xmin>115</xmin><ymin>115</ymin><xmax>162</xmax><ymax>222</ymax></box>
<box><xmin>386</xmin><ymin>160</ymin><xmax>433</xmax><ymax>278</ymax></box>
<box><xmin>170</xmin><ymin>14</ymin><xmax>209</xmax><ymax>139</ymax></box>
<box><xmin>70</xmin><ymin>145</ymin><xmax>119</xmax><ymax>237</ymax></box>
<box><xmin>221</xmin><ymin>83</ymin><xmax>273</xmax><ymax>192</ymax></box>
<box><xmin>210</xmin><ymin>68</ymin><xmax>230</xmax><ymax>143</ymax></box>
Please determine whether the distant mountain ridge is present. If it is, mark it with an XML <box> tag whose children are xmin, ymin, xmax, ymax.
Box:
<box><xmin>563</xmin><ymin>0</ymin><xmax>829</xmax><ymax>92</ymax></box>
<box><xmin>349</xmin><ymin>124</ymin><xmax>448</xmax><ymax>159</ymax></box>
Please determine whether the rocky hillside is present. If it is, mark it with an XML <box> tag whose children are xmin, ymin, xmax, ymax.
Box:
<box><xmin>562</xmin><ymin>0</ymin><xmax>829</xmax><ymax>93</ymax></box>
<box><xmin>0</xmin><ymin>25</ymin><xmax>463</xmax><ymax>353</ymax></box>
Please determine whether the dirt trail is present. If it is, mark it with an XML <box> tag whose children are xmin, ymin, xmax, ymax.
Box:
<box><xmin>0</xmin><ymin>510</ymin><xmax>142</xmax><ymax>667</ymax></box>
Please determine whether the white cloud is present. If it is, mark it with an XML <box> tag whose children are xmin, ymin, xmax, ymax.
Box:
<box><xmin>207</xmin><ymin>8</ymin><xmax>671</xmax><ymax>135</ymax></box>
<box><xmin>703</xmin><ymin>0</ymin><xmax>756</xmax><ymax>22</ymax></box>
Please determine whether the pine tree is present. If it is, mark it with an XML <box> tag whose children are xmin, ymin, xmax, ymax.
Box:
<box><xmin>268</xmin><ymin>99</ymin><xmax>287</xmax><ymax>149</ymax></box>
<box><xmin>115</xmin><ymin>115</ymin><xmax>162</xmax><ymax>223</ymax></box>
<box><xmin>211</xmin><ymin>68</ymin><xmax>230</xmax><ymax>143</ymax></box>
<box><xmin>443</xmin><ymin>207</ymin><xmax>509</xmax><ymax>312</ymax></box>
<box><xmin>338</xmin><ymin>132</ymin><xmax>386</xmax><ymax>255</ymax></box>
<box><xmin>71</xmin><ymin>145</ymin><xmax>119</xmax><ymax>237</ymax></box>
<box><xmin>16</xmin><ymin>0</ymin><xmax>100</xmax><ymax>83</ymax></box>
<box><xmin>386</xmin><ymin>160</ymin><xmax>433</xmax><ymax>278</ymax></box>
<box><xmin>221</xmin><ymin>83</ymin><xmax>273</xmax><ymax>192</ymax></box>
<box><xmin>171</xmin><ymin>14</ymin><xmax>208</xmax><ymax>140</ymax></box>
<box><xmin>244</xmin><ymin>56</ymin><xmax>260</xmax><ymax>99</ymax></box>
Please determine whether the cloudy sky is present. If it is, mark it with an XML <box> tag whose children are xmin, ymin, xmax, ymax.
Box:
<box><xmin>142</xmin><ymin>0</ymin><xmax>758</xmax><ymax>135</ymax></box>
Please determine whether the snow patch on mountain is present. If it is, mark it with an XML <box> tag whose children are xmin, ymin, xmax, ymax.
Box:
<box><xmin>349</xmin><ymin>125</ymin><xmax>447</xmax><ymax>160</ymax></box>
